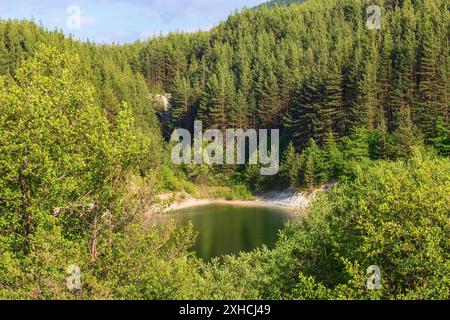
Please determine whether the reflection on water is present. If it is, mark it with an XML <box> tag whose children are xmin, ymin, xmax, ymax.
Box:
<box><xmin>174</xmin><ymin>204</ymin><xmax>291</xmax><ymax>260</ymax></box>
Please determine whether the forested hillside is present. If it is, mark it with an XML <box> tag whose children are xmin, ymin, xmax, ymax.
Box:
<box><xmin>136</xmin><ymin>0</ymin><xmax>449</xmax><ymax>190</ymax></box>
<box><xmin>0</xmin><ymin>20</ymin><xmax>161</xmax><ymax>142</ymax></box>
<box><xmin>140</xmin><ymin>0</ymin><xmax>448</xmax><ymax>147</ymax></box>
<box><xmin>0</xmin><ymin>0</ymin><xmax>449</xmax><ymax>300</ymax></box>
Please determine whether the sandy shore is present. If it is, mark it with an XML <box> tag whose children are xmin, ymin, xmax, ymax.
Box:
<box><xmin>157</xmin><ymin>183</ymin><xmax>339</xmax><ymax>215</ymax></box>
<box><xmin>164</xmin><ymin>198</ymin><xmax>294</xmax><ymax>212</ymax></box>
<box><xmin>160</xmin><ymin>188</ymin><xmax>319</xmax><ymax>214</ymax></box>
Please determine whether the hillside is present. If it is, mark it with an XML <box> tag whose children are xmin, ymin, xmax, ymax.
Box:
<box><xmin>0</xmin><ymin>0</ymin><xmax>449</xmax><ymax>301</ymax></box>
<box><xmin>139</xmin><ymin>0</ymin><xmax>449</xmax><ymax>149</ymax></box>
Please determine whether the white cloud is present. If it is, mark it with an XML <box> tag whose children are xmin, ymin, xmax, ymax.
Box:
<box><xmin>80</xmin><ymin>15</ymin><xmax>96</xmax><ymax>27</ymax></box>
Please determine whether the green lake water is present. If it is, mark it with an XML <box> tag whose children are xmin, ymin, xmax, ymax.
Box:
<box><xmin>175</xmin><ymin>204</ymin><xmax>290</xmax><ymax>260</ymax></box>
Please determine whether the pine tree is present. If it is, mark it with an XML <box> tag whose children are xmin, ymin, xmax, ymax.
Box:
<box><xmin>201</xmin><ymin>74</ymin><xmax>226</xmax><ymax>130</ymax></box>
<box><xmin>342</xmin><ymin>127</ymin><xmax>371</xmax><ymax>161</ymax></box>
<box><xmin>304</xmin><ymin>154</ymin><xmax>315</xmax><ymax>190</ymax></box>
<box><xmin>200</xmin><ymin>56</ymin><xmax>235</xmax><ymax>131</ymax></box>
<box><xmin>379</xmin><ymin>30</ymin><xmax>394</xmax><ymax>131</ymax></box>
<box><xmin>285</xmin><ymin>72</ymin><xmax>322</xmax><ymax>148</ymax></box>
<box><xmin>275</xmin><ymin>49</ymin><xmax>292</xmax><ymax>115</ymax></box>
<box><xmin>417</xmin><ymin>16</ymin><xmax>448</xmax><ymax>141</ymax></box>
<box><xmin>356</xmin><ymin>43</ymin><xmax>382</xmax><ymax>130</ymax></box>
<box><xmin>343</xmin><ymin>42</ymin><xmax>364</xmax><ymax>134</ymax></box>
<box><xmin>323</xmin><ymin>132</ymin><xmax>344</xmax><ymax>179</ymax></box>
<box><xmin>230</xmin><ymin>90</ymin><xmax>250</xmax><ymax>128</ymax></box>
<box><xmin>282</xmin><ymin>142</ymin><xmax>300</xmax><ymax>189</ymax></box>
<box><xmin>257</xmin><ymin>61</ymin><xmax>281</xmax><ymax>129</ymax></box>
<box><xmin>430</xmin><ymin>118</ymin><xmax>450</xmax><ymax>156</ymax></box>
<box><xmin>390</xmin><ymin>108</ymin><xmax>423</xmax><ymax>158</ymax></box>
<box><xmin>170</xmin><ymin>73</ymin><xmax>192</xmax><ymax>130</ymax></box>
<box><xmin>391</xmin><ymin>0</ymin><xmax>418</xmax><ymax>129</ymax></box>
<box><xmin>368</xmin><ymin>121</ymin><xmax>391</xmax><ymax>160</ymax></box>
<box><xmin>323</xmin><ymin>64</ymin><xmax>344</xmax><ymax>138</ymax></box>
<box><xmin>299</xmin><ymin>139</ymin><xmax>326</xmax><ymax>189</ymax></box>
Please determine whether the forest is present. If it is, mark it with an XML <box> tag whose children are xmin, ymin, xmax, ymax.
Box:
<box><xmin>0</xmin><ymin>0</ymin><xmax>449</xmax><ymax>300</ymax></box>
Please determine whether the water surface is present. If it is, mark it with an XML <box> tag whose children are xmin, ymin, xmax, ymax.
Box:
<box><xmin>175</xmin><ymin>204</ymin><xmax>290</xmax><ymax>260</ymax></box>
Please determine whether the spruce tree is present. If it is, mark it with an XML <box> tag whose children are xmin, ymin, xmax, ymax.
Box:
<box><xmin>282</xmin><ymin>142</ymin><xmax>301</xmax><ymax>189</ymax></box>
<box><xmin>390</xmin><ymin>108</ymin><xmax>423</xmax><ymax>158</ymax></box>
<box><xmin>170</xmin><ymin>74</ymin><xmax>192</xmax><ymax>130</ymax></box>
<box><xmin>430</xmin><ymin>118</ymin><xmax>450</xmax><ymax>156</ymax></box>
<box><xmin>417</xmin><ymin>16</ymin><xmax>447</xmax><ymax>141</ymax></box>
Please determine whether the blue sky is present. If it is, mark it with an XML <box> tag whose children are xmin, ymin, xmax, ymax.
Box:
<box><xmin>0</xmin><ymin>0</ymin><xmax>265</xmax><ymax>43</ymax></box>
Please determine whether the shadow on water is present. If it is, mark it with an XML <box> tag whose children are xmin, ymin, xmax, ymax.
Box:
<box><xmin>173</xmin><ymin>204</ymin><xmax>292</xmax><ymax>260</ymax></box>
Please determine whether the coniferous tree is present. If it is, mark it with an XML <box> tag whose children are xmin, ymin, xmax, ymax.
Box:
<box><xmin>281</xmin><ymin>142</ymin><xmax>301</xmax><ymax>188</ymax></box>
<box><xmin>304</xmin><ymin>154</ymin><xmax>315</xmax><ymax>190</ymax></box>
<box><xmin>323</xmin><ymin>64</ymin><xmax>344</xmax><ymax>138</ymax></box>
<box><xmin>356</xmin><ymin>43</ymin><xmax>382</xmax><ymax>130</ymax></box>
<box><xmin>417</xmin><ymin>16</ymin><xmax>448</xmax><ymax>141</ymax></box>
<box><xmin>430</xmin><ymin>118</ymin><xmax>450</xmax><ymax>156</ymax></box>
<box><xmin>170</xmin><ymin>74</ymin><xmax>192</xmax><ymax>130</ymax></box>
<box><xmin>390</xmin><ymin>108</ymin><xmax>423</xmax><ymax>158</ymax></box>
<box><xmin>257</xmin><ymin>62</ymin><xmax>281</xmax><ymax>129</ymax></box>
<box><xmin>379</xmin><ymin>29</ymin><xmax>394</xmax><ymax>131</ymax></box>
<box><xmin>323</xmin><ymin>132</ymin><xmax>344</xmax><ymax>178</ymax></box>
<box><xmin>391</xmin><ymin>0</ymin><xmax>418</xmax><ymax>129</ymax></box>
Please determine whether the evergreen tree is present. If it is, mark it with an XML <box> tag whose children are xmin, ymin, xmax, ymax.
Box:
<box><xmin>286</xmin><ymin>73</ymin><xmax>322</xmax><ymax>148</ymax></box>
<box><xmin>170</xmin><ymin>74</ymin><xmax>192</xmax><ymax>130</ymax></box>
<box><xmin>257</xmin><ymin>61</ymin><xmax>281</xmax><ymax>129</ymax></box>
<box><xmin>391</xmin><ymin>0</ymin><xmax>418</xmax><ymax>129</ymax></box>
<box><xmin>299</xmin><ymin>139</ymin><xmax>327</xmax><ymax>189</ymax></box>
<box><xmin>281</xmin><ymin>142</ymin><xmax>301</xmax><ymax>188</ymax></box>
<box><xmin>417</xmin><ymin>15</ymin><xmax>448</xmax><ymax>140</ymax></box>
<box><xmin>304</xmin><ymin>154</ymin><xmax>315</xmax><ymax>190</ymax></box>
<box><xmin>323</xmin><ymin>132</ymin><xmax>344</xmax><ymax>178</ymax></box>
<box><xmin>356</xmin><ymin>43</ymin><xmax>382</xmax><ymax>130</ymax></box>
<box><xmin>379</xmin><ymin>29</ymin><xmax>394</xmax><ymax>131</ymax></box>
<box><xmin>430</xmin><ymin>118</ymin><xmax>450</xmax><ymax>156</ymax></box>
<box><xmin>390</xmin><ymin>108</ymin><xmax>423</xmax><ymax>158</ymax></box>
<box><xmin>323</xmin><ymin>64</ymin><xmax>344</xmax><ymax>138</ymax></box>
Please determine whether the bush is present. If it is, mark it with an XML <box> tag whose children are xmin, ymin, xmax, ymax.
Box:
<box><xmin>99</xmin><ymin>221</ymin><xmax>205</xmax><ymax>300</ymax></box>
<box><xmin>159</xmin><ymin>165</ymin><xmax>184</xmax><ymax>191</ymax></box>
<box><xmin>257</xmin><ymin>148</ymin><xmax>450</xmax><ymax>299</ymax></box>
<box><xmin>226</xmin><ymin>184</ymin><xmax>255</xmax><ymax>201</ymax></box>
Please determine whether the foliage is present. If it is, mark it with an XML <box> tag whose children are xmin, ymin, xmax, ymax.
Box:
<box><xmin>220</xmin><ymin>184</ymin><xmax>255</xmax><ymax>201</ymax></box>
<box><xmin>137</xmin><ymin>0</ymin><xmax>449</xmax><ymax>150</ymax></box>
<box><xmin>431</xmin><ymin>118</ymin><xmax>450</xmax><ymax>156</ymax></box>
<box><xmin>0</xmin><ymin>0</ymin><xmax>448</xmax><ymax>300</ymax></box>
<box><xmin>257</xmin><ymin>149</ymin><xmax>450</xmax><ymax>300</ymax></box>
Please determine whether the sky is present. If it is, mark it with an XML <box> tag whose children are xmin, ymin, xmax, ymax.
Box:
<box><xmin>0</xmin><ymin>0</ymin><xmax>265</xmax><ymax>43</ymax></box>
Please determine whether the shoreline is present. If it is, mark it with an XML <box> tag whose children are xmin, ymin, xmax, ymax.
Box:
<box><xmin>165</xmin><ymin>198</ymin><xmax>297</xmax><ymax>212</ymax></box>
<box><xmin>159</xmin><ymin>188</ymin><xmax>321</xmax><ymax>215</ymax></box>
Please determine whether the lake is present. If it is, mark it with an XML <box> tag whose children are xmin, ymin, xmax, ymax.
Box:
<box><xmin>174</xmin><ymin>204</ymin><xmax>291</xmax><ymax>260</ymax></box>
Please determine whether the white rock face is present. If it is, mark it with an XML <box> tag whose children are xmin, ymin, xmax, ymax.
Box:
<box><xmin>260</xmin><ymin>183</ymin><xmax>337</xmax><ymax>210</ymax></box>
<box><xmin>153</xmin><ymin>93</ymin><xmax>171</xmax><ymax>111</ymax></box>
<box><xmin>260</xmin><ymin>189</ymin><xmax>311</xmax><ymax>209</ymax></box>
